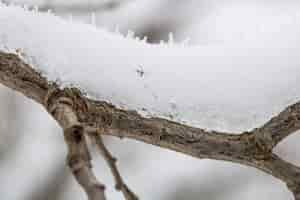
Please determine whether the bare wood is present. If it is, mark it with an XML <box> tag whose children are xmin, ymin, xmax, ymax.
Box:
<box><xmin>1</xmin><ymin>51</ymin><xmax>300</xmax><ymax>198</ymax></box>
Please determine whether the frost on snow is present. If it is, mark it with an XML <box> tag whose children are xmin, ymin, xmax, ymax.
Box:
<box><xmin>0</xmin><ymin>4</ymin><xmax>300</xmax><ymax>132</ymax></box>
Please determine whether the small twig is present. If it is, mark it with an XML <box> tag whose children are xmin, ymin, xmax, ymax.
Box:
<box><xmin>90</xmin><ymin>132</ymin><xmax>138</xmax><ymax>200</ymax></box>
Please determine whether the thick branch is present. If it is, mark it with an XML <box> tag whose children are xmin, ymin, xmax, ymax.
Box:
<box><xmin>1</xmin><ymin>51</ymin><xmax>300</xmax><ymax>198</ymax></box>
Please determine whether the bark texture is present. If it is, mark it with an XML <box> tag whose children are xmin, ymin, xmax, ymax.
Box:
<box><xmin>1</xmin><ymin>51</ymin><xmax>300</xmax><ymax>199</ymax></box>
<box><xmin>47</xmin><ymin>94</ymin><xmax>107</xmax><ymax>200</ymax></box>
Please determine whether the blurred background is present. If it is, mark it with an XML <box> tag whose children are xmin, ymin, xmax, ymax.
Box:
<box><xmin>0</xmin><ymin>0</ymin><xmax>300</xmax><ymax>199</ymax></box>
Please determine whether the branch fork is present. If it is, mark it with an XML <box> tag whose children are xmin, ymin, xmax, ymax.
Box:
<box><xmin>44</xmin><ymin>86</ymin><xmax>138</xmax><ymax>200</ymax></box>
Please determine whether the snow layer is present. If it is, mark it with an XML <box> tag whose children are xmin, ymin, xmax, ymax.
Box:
<box><xmin>0</xmin><ymin>4</ymin><xmax>300</xmax><ymax>132</ymax></box>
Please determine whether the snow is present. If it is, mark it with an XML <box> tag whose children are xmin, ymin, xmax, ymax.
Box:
<box><xmin>1</xmin><ymin>4</ymin><xmax>300</xmax><ymax>132</ymax></box>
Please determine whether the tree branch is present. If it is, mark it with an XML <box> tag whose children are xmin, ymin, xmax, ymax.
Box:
<box><xmin>253</xmin><ymin>102</ymin><xmax>300</xmax><ymax>150</ymax></box>
<box><xmin>1</xmin><ymin>51</ymin><xmax>300</xmax><ymax>199</ymax></box>
<box><xmin>45</xmin><ymin>91</ymin><xmax>107</xmax><ymax>200</ymax></box>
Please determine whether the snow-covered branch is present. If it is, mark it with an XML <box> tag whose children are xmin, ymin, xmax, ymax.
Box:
<box><xmin>1</xmin><ymin>50</ymin><xmax>300</xmax><ymax>199</ymax></box>
<box><xmin>1</xmin><ymin>4</ymin><xmax>300</xmax><ymax>200</ymax></box>
<box><xmin>2</xmin><ymin>4</ymin><xmax>300</xmax><ymax>133</ymax></box>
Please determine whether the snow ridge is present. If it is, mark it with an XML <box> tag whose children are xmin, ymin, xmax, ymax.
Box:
<box><xmin>1</xmin><ymin>4</ymin><xmax>300</xmax><ymax>132</ymax></box>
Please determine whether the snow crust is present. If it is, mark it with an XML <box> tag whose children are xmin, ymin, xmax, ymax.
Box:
<box><xmin>1</xmin><ymin>4</ymin><xmax>300</xmax><ymax>132</ymax></box>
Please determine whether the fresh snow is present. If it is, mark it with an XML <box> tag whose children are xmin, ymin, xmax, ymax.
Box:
<box><xmin>1</xmin><ymin>4</ymin><xmax>300</xmax><ymax>132</ymax></box>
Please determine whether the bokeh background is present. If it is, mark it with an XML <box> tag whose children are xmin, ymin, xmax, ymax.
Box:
<box><xmin>0</xmin><ymin>0</ymin><xmax>300</xmax><ymax>199</ymax></box>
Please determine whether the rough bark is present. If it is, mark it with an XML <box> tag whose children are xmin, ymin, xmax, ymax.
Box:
<box><xmin>47</xmin><ymin>94</ymin><xmax>107</xmax><ymax>200</ymax></box>
<box><xmin>1</xmin><ymin>51</ymin><xmax>300</xmax><ymax>199</ymax></box>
